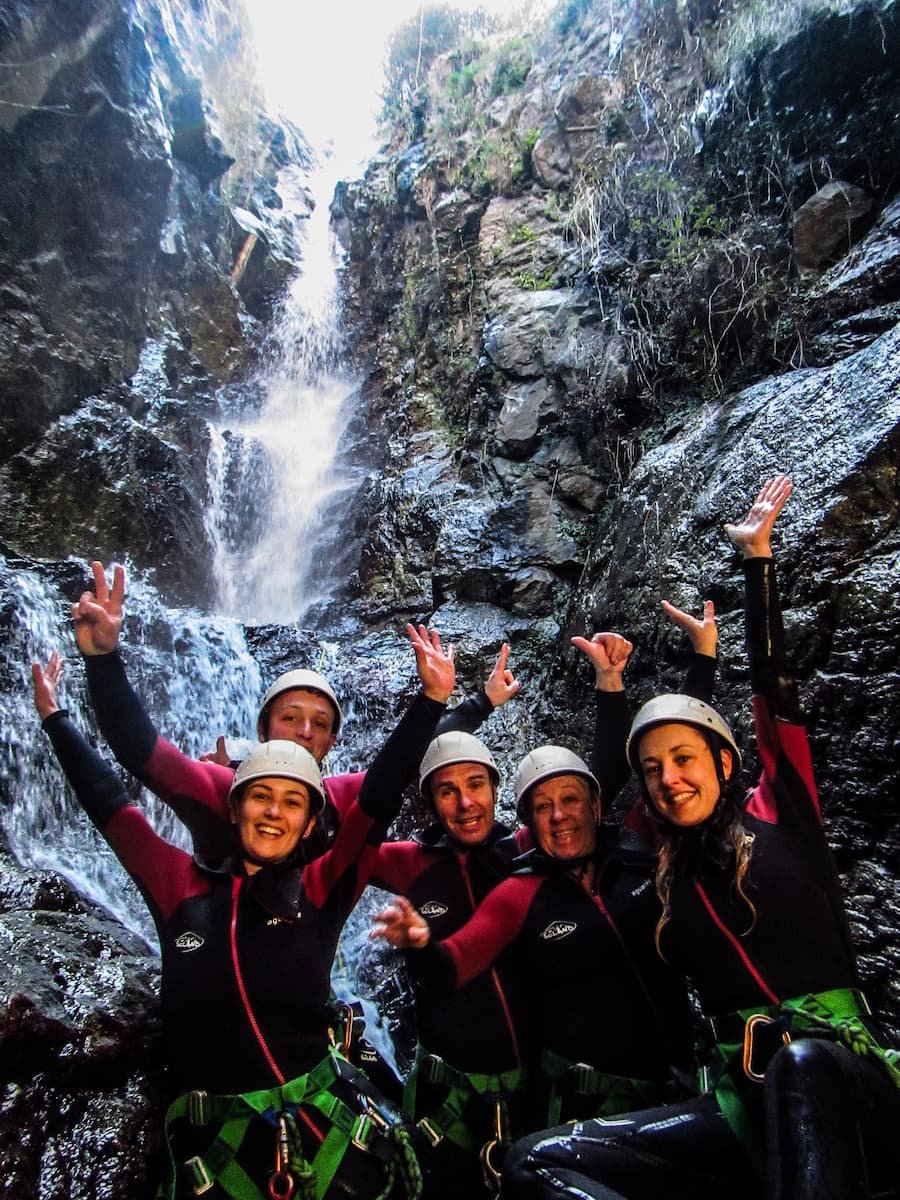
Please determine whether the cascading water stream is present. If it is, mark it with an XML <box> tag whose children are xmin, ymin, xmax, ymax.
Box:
<box><xmin>1</xmin><ymin>143</ymin><xmax>405</xmax><ymax>1070</ymax></box>
<box><xmin>0</xmin><ymin>556</ymin><xmax>262</xmax><ymax>946</ymax></box>
<box><xmin>207</xmin><ymin>157</ymin><xmax>362</xmax><ymax>626</ymax></box>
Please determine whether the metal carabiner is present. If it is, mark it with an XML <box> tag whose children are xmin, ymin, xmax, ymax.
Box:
<box><xmin>268</xmin><ymin>1115</ymin><xmax>296</xmax><ymax>1200</ymax></box>
<box><xmin>480</xmin><ymin>1139</ymin><xmax>503</xmax><ymax>1192</ymax></box>
<box><xmin>268</xmin><ymin>1172</ymin><xmax>295</xmax><ymax>1200</ymax></box>
<box><xmin>742</xmin><ymin>1013</ymin><xmax>791</xmax><ymax>1082</ymax></box>
<box><xmin>479</xmin><ymin>1098</ymin><xmax>506</xmax><ymax>1192</ymax></box>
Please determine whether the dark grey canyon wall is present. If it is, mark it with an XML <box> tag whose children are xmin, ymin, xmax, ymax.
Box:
<box><xmin>1</xmin><ymin>0</ymin><xmax>898</xmax><ymax>1194</ymax></box>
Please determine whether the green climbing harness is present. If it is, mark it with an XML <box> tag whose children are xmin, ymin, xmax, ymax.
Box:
<box><xmin>403</xmin><ymin>1046</ymin><xmax>527</xmax><ymax>1190</ymax></box>
<box><xmin>707</xmin><ymin>986</ymin><xmax>900</xmax><ymax>1174</ymax></box>
<box><xmin>160</xmin><ymin>1047</ymin><xmax>422</xmax><ymax>1200</ymax></box>
<box><xmin>539</xmin><ymin>1047</ymin><xmax>671</xmax><ymax>1126</ymax></box>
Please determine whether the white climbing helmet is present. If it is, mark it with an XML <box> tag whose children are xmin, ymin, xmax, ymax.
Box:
<box><xmin>513</xmin><ymin>745</ymin><xmax>599</xmax><ymax>822</ymax></box>
<box><xmin>419</xmin><ymin>731</ymin><xmax>500</xmax><ymax>800</ymax></box>
<box><xmin>625</xmin><ymin>694</ymin><xmax>742</xmax><ymax>775</ymax></box>
<box><xmin>229</xmin><ymin>740</ymin><xmax>327</xmax><ymax>813</ymax></box>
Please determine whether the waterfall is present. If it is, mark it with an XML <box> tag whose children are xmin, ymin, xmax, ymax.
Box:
<box><xmin>0</xmin><ymin>87</ymin><xmax>405</xmax><ymax>1075</ymax></box>
<box><xmin>207</xmin><ymin>159</ymin><xmax>361</xmax><ymax>627</ymax></box>
<box><xmin>0</xmin><ymin>554</ymin><xmax>262</xmax><ymax>945</ymax></box>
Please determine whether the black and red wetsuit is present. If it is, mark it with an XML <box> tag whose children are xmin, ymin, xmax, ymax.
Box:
<box><xmin>411</xmin><ymin>828</ymin><xmax>696</xmax><ymax>1122</ymax></box>
<box><xmin>372</xmin><ymin>824</ymin><xmax>528</xmax><ymax>1075</ymax></box>
<box><xmin>501</xmin><ymin>559</ymin><xmax>900</xmax><ymax>1200</ymax></box>
<box><xmin>84</xmin><ymin>650</ymin><xmax>494</xmax><ymax>860</ymax></box>
<box><xmin>42</xmin><ymin>687</ymin><xmax>445</xmax><ymax>1097</ymax></box>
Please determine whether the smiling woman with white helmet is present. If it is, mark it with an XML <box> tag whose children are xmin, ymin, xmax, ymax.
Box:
<box><xmin>501</xmin><ymin>476</ymin><xmax>900</xmax><ymax>1200</ymax></box>
<box><xmin>32</xmin><ymin>623</ymin><xmax>456</xmax><ymax>1200</ymax></box>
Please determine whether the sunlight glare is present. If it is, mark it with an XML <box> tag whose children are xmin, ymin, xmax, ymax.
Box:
<box><xmin>243</xmin><ymin>0</ymin><xmax>542</xmax><ymax>168</ymax></box>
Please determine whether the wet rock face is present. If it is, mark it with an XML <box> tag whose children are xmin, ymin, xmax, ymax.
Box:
<box><xmin>337</xmin><ymin>0</ymin><xmax>900</xmax><ymax>1041</ymax></box>
<box><xmin>0</xmin><ymin>840</ymin><xmax>164</xmax><ymax>1199</ymax></box>
<box><xmin>0</xmin><ymin>398</ymin><xmax>216</xmax><ymax>606</ymax></box>
<box><xmin>0</xmin><ymin>0</ymin><xmax>172</xmax><ymax>455</ymax></box>
<box><xmin>0</xmin><ymin>0</ymin><xmax>313</xmax><ymax>605</ymax></box>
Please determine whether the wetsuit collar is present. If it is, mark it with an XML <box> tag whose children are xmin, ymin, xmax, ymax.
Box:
<box><xmin>195</xmin><ymin>853</ymin><xmax>303</xmax><ymax>922</ymax></box>
<box><xmin>412</xmin><ymin>820</ymin><xmax>512</xmax><ymax>854</ymax></box>
<box><xmin>512</xmin><ymin>823</ymin><xmax>620</xmax><ymax>875</ymax></box>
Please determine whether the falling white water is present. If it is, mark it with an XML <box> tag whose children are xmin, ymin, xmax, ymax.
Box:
<box><xmin>0</xmin><ymin>556</ymin><xmax>261</xmax><ymax>946</ymax></box>
<box><xmin>208</xmin><ymin>158</ymin><xmax>361</xmax><ymax>626</ymax></box>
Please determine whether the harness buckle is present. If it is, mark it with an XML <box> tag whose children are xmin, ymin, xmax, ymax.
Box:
<box><xmin>187</xmin><ymin>1090</ymin><xmax>209</xmax><ymax>1126</ymax></box>
<box><xmin>572</xmin><ymin>1062</ymin><xmax>597</xmax><ymax>1095</ymax></box>
<box><xmin>351</xmin><ymin>1113</ymin><xmax>374</xmax><ymax>1152</ymax></box>
<box><xmin>743</xmin><ymin>1013</ymin><xmax>791</xmax><ymax>1083</ymax></box>
<box><xmin>422</xmin><ymin>1053</ymin><xmax>445</xmax><ymax>1086</ymax></box>
<box><xmin>184</xmin><ymin>1155</ymin><xmax>214</xmax><ymax>1195</ymax></box>
<box><xmin>416</xmin><ymin>1117</ymin><xmax>442</xmax><ymax>1147</ymax></box>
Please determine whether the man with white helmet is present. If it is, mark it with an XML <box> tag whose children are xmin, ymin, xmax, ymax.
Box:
<box><xmin>366</xmin><ymin>730</ymin><xmax>532</xmax><ymax>1199</ymax></box>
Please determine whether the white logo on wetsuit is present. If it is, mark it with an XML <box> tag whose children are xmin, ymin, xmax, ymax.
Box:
<box><xmin>540</xmin><ymin>921</ymin><xmax>577</xmax><ymax>941</ymax></box>
<box><xmin>175</xmin><ymin>932</ymin><xmax>204</xmax><ymax>952</ymax></box>
<box><xmin>630</xmin><ymin>879</ymin><xmax>651</xmax><ymax>897</ymax></box>
<box><xmin>420</xmin><ymin>901</ymin><xmax>449</xmax><ymax>918</ymax></box>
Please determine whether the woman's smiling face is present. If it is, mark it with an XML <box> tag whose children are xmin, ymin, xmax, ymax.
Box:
<box><xmin>235</xmin><ymin>776</ymin><xmax>315</xmax><ymax>871</ymax></box>
<box><xmin>638</xmin><ymin>723</ymin><xmax>732</xmax><ymax>827</ymax></box>
<box><xmin>528</xmin><ymin>774</ymin><xmax>599</xmax><ymax>861</ymax></box>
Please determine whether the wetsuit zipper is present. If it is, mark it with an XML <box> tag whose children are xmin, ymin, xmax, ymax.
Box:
<box><xmin>229</xmin><ymin>876</ymin><xmax>325</xmax><ymax>1141</ymax></box>
<box><xmin>459</xmin><ymin>855</ymin><xmax>523</xmax><ymax>1067</ymax></box>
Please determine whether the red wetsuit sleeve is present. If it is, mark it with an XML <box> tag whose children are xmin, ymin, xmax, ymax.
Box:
<box><xmin>305</xmin><ymin>692</ymin><xmax>446</xmax><ymax>905</ymax></box>
<box><xmin>741</xmin><ymin>557</ymin><xmax>821</xmax><ymax>828</ymax></box>
<box><xmin>42</xmin><ymin>710</ymin><xmax>206</xmax><ymax>922</ymax></box>
<box><xmin>84</xmin><ymin>650</ymin><xmax>235</xmax><ymax>830</ymax></box>
<box><xmin>323</xmin><ymin>771</ymin><xmax>365</xmax><ymax>819</ymax></box>
<box><xmin>369</xmin><ymin>841</ymin><xmax>427</xmax><ymax>894</ymax></box>
<box><xmin>746</xmin><ymin>696</ymin><xmax>822</xmax><ymax>826</ymax></box>
<box><xmin>438</xmin><ymin>875</ymin><xmax>541</xmax><ymax>987</ymax></box>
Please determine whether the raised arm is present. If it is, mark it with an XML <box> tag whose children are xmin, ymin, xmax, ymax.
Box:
<box><xmin>355</xmin><ymin>625</ymin><xmax>455</xmax><ymax>822</ymax></box>
<box><xmin>310</xmin><ymin>627</ymin><xmax>454</xmax><ymax>898</ymax></box>
<box><xmin>435</xmin><ymin>640</ymin><xmax>519</xmax><ymax>738</ymax></box>
<box><xmin>572</xmin><ymin>633</ymin><xmax>634</xmax><ymax>804</ymax></box>
<box><xmin>75</xmin><ymin>567</ymin><xmax>236</xmax><ymax>850</ymax></box>
<box><xmin>72</xmin><ymin>561</ymin><xmax>125</xmax><ymax>656</ymax></box>
<box><xmin>724</xmin><ymin>474</ymin><xmax>793</xmax><ymax>561</ymax></box>
<box><xmin>660</xmin><ymin>599</ymin><xmax>717</xmax><ymax>701</ymax></box>
<box><xmin>724</xmin><ymin>474</ymin><xmax>800</xmax><ymax>720</ymax></box>
<box><xmin>32</xmin><ymin>654</ymin><xmax>193</xmax><ymax>909</ymax></box>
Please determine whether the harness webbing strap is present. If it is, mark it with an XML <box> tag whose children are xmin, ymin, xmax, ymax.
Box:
<box><xmin>404</xmin><ymin>1046</ymin><xmax>527</xmax><ymax>1154</ymax></box>
<box><xmin>540</xmin><ymin>1048</ymin><xmax>662</xmax><ymax>1126</ymax></box>
<box><xmin>162</xmin><ymin>1050</ymin><xmax>420</xmax><ymax>1199</ymax></box>
<box><xmin>711</xmin><ymin>986</ymin><xmax>899</xmax><ymax>1177</ymax></box>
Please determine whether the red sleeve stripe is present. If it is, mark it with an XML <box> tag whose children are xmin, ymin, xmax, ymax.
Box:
<box><xmin>104</xmin><ymin>806</ymin><xmax>208</xmax><ymax>920</ymax></box>
<box><xmin>445</xmin><ymin>875</ymin><xmax>540</xmax><ymax>987</ymax></box>
<box><xmin>747</xmin><ymin>697</ymin><xmax>822</xmax><ymax>825</ymax></box>
<box><xmin>144</xmin><ymin>738</ymin><xmax>234</xmax><ymax>812</ymax></box>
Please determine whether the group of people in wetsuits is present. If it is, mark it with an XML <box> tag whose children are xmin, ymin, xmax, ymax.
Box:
<box><xmin>31</xmin><ymin>475</ymin><xmax>900</xmax><ymax>1200</ymax></box>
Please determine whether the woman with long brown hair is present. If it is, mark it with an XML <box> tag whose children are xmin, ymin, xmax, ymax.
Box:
<box><xmin>501</xmin><ymin>476</ymin><xmax>900</xmax><ymax>1200</ymax></box>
